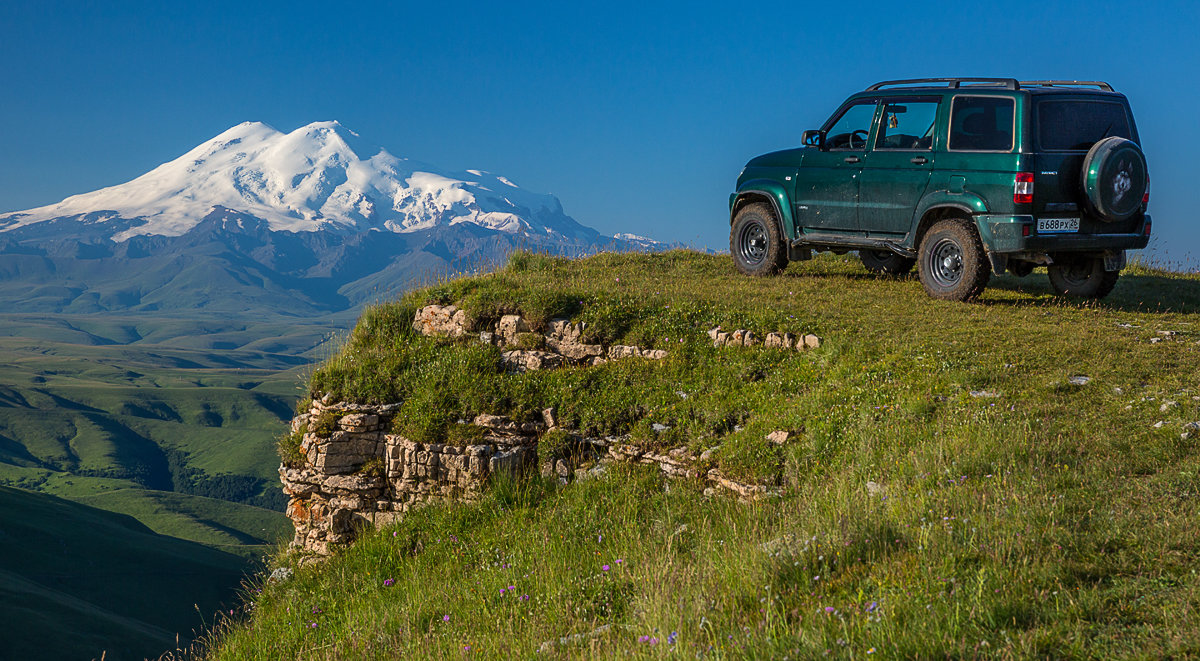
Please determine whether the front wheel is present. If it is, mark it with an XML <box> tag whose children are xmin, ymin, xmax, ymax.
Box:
<box><xmin>917</xmin><ymin>218</ymin><xmax>990</xmax><ymax>301</ymax></box>
<box><xmin>1047</xmin><ymin>257</ymin><xmax>1119</xmax><ymax>299</ymax></box>
<box><xmin>730</xmin><ymin>203</ymin><xmax>787</xmax><ymax>276</ymax></box>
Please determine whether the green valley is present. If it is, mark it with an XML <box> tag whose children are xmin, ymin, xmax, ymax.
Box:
<box><xmin>0</xmin><ymin>311</ymin><xmax>348</xmax><ymax>658</ymax></box>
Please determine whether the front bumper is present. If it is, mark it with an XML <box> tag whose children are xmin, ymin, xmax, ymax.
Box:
<box><xmin>975</xmin><ymin>214</ymin><xmax>1151</xmax><ymax>254</ymax></box>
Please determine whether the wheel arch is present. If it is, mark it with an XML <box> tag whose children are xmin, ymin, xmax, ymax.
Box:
<box><xmin>731</xmin><ymin>183</ymin><xmax>795</xmax><ymax>240</ymax></box>
<box><xmin>913</xmin><ymin>203</ymin><xmax>980</xmax><ymax>250</ymax></box>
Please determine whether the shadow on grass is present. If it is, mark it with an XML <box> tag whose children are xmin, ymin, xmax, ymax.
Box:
<box><xmin>777</xmin><ymin>258</ymin><xmax>1200</xmax><ymax>315</ymax></box>
<box><xmin>985</xmin><ymin>272</ymin><xmax>1200</xmax><ymax>314</ymax></box>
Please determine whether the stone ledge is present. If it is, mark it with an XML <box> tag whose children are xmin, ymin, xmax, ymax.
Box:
<box><xmin>708</xmin><ymin>326</ymin><xmax>820</xmax><ymax>350</ymax></box>
<box><xmin>283</xmin><ymin>400</ymin><xmax>784</xmax><ymax>559</ymax></box>
<box><xmin>413</xmin><ymin>306</ymin><xmax>667</xmax><ymax>371</ymax></box>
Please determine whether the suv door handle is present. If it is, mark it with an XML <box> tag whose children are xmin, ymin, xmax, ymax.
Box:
<box><xmin>910</xmin><ymin>157</ymin><xmax>928</xmax><ymax>165</ymax></box>
<box><xmin>843</xmin><ymin>156</ymin><xmax>860</xmax><ymax>164</ymax></box>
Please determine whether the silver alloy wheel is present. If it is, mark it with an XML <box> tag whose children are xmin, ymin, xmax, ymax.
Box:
<box><xmin>738</xmin><ymin>221</ymin><xmax>767</xmax><ymax>266</ymax></box>
<box><xmin>929</xmin><ymin>237</ymin><xmax>963</xmax><ymax>288</ymax></box>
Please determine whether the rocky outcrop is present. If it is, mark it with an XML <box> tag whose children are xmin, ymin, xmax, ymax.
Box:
<box><xmin>280</xmin><ymin>308</ymin><xmax>822</xmax><ymax>558</ymax></box>
<box><xmin>281</xmin><ymin>400</ymin><xmax>537</xmax><ymax>557</ymax></box>
<box><xmin>282</xmin><ymin>397</ymin><xmax>785</xmax><ymax>557</ymax></box>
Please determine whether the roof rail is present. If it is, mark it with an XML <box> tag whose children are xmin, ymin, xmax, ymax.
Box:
<box><xmin>866</xmin><ymin>78</ymin><xmax>1019</xmax><ymax>91</ymax></box>
<box><xmin>1019</xmin><ymin>80</ymin><xmax>1114</xmax><ymax>92</ymax></box>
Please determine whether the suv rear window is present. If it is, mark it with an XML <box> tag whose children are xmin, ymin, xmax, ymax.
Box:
<box><xmin>1036</xmin><ymin>100</ymin><xmax>1132</xmax><ymax>151</ymax></box>
<box><xmin>949</xmin><ymin>96</ymin><xmax>1015</xmax><ymax>151</ymax></box>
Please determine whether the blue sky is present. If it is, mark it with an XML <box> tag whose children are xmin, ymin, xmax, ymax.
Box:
<box><xmin>2</xmin><ymin>0</ymin><xmax>1198</xmax><ymax>266</ymax></box>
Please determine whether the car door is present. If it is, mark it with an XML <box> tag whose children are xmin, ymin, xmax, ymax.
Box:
<box><xmin>858</xmin><ymin>96</ymin><xmax>939</xmax><ymax>237</ymax></box>
<box><xmin>793</xmin><ymin>99</ymin><xmax>879</xmax><ymax>232</ymax></box>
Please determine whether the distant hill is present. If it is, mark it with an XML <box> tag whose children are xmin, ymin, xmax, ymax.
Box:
<box><xmin>0</xmin><ymin>486</ymin><xmax>250</xmax><ymax>661</ymax></box>
<box><xmin>0</xmin><ymin>121</ymin><xmax>660</xmax><ymax>314</ymax></box>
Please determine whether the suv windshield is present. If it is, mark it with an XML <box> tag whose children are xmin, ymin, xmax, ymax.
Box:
<box><xmin>1037</xmin><ymin>100</ymin><xmax>1132</xmax><ymax>151</ymax></box>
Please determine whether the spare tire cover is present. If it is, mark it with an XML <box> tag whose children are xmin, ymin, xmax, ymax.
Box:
<box><xmin>1081</xmin><ymin>136</ymin><xmax>1147</xmax><ymax>222</ymax></box>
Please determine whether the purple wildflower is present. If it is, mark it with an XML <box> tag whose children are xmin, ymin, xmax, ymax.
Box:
<box><xmin>383</xmin><ymin>578</ymin><xmax>395</xmax><ymax>587</ymax></box>
<box><xmin>602</xmin><ymin>564</ymin><xmax>610</xmax><ymax>572</ymax></box>
<box><xmin>824</xmin><ymin>606</ymin><xmax>836</xmax><ymax>614</ymax></box>
<box><xmin>443</xmin><ymin>614</ymin><xmax>451</xmax><ymax>622</ymax></box>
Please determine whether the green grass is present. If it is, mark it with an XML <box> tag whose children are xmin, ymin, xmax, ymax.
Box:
<box><xmin>210</xmin><ymin>250</ymin><xmax>1200</xmax><ymax>659</ymax></box>
<box><xmin>72</xmin><ymin>489</ymin><xmax>293</xmax><ymax>556</ymax></box>
<box><xmin>0</xmin><ymin>312</ymin><xmax>344</xmax><ymax>520</ymax></box>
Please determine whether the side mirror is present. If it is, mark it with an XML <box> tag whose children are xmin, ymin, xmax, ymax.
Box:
<box><xmin>802</xmin><ymin>129</ymin><xmax>824</xmax><ymax>148</ymax></box>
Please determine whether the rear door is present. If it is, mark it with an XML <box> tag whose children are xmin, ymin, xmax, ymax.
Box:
<box><xmin>858</xmin><ymin>96</ymin><xmax>939</xmax><ymax>237</ymax></box>
<box><xmin>1031</xmin><ymin>95</ymin><xmax>1138</xmax><ymax>225</ymax></box>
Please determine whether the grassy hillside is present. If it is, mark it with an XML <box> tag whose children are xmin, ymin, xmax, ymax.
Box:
<box><xmin>0</xmin><ymin>312</ymin><xmax>348</xmax><ymax>543</ymax></box>
<box><xmin>211</xmin><ymin>251</ymin><xmax>1200</xmax><ymax>659</ymax></box>
<box><xmin>0</xmin><ymin>486</ymin><xmax>253</xmax><ymax>661</ymax></box>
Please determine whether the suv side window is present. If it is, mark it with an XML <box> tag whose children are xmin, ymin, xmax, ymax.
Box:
<box><xmin>949</xmin><ymin>96</ymin><xmax>1015</xmax><ymax>152</ymax></box>
<box><xmin>824</xmin><ymin>101</ymin><xmax>878</xmax><ymax>150</ymax></box>
<box><xmin>875</xmin><ymin>99</ymin><xmax>939</xmax><ymax>150</ymax></box>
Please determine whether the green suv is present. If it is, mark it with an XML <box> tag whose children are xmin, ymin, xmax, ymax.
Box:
<box><xmin>729</xmin><ymin>78</ymin><xmax>1151</xmax><ymax>300</ymax></box>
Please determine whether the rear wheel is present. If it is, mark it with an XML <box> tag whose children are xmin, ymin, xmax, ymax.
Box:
<box><xmin>917</xmin><ymin>218</ymin><xmax>990</xmax><ymax>301</ymax></box>
<box><xmin>730</xmin><ymin>203</ymin><xmax>787</xmax><ymax>276</ymax></box>
<box><xmin>1047</xmin><ymin>257</ymin><xmax>1119</xmax><ymax>299</ymax></box>
<box><xmin>860</xmin><ymin>249</ymin><xmax>915</xmax><ymax>275</ymax></box>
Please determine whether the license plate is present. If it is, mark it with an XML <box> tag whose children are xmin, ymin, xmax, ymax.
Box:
<box><xmin>1037</xmin><ymin>217</ymin><xmax>1080</xmax><ymax>233</ymax></box>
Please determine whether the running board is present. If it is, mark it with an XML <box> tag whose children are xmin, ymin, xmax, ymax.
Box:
<box><xmin>791</xmin><ymin>236</ymin><xmax>916</xmax><ymax>259</ymax></box>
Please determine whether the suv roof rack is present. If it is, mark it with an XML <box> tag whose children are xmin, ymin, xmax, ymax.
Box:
<box><xmin>866</xmin><ymin>78</ymin><xmax>1018</xmax><ymax>91</ymax></box>
<box><xmin>1020</xmin><ymin>80</ymin><xmax>1114</xmax><ymax>92</ymax></box>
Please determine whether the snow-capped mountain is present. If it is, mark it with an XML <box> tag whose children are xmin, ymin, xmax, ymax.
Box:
<box><xmin>0</xmin><ymin>120</ymin><xmax>597</xmax><ymax>242</ymax></box>
<box><xmin>0</xmin><ymin>122</ymin><xmax>660</xmax><ymax>315</ymax></box>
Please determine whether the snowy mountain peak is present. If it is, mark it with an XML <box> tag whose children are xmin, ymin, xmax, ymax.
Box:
<box><xmin>1</xmin><ymin>121</ymin><xmax>595</xmax><ymax>242</ymax></box>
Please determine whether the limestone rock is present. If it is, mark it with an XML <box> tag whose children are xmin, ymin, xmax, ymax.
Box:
<box><xmin>497</xmin><ymin>315</ymin><xmax>530</xmax><ymax>343</ymax></box>
<box><xmin>412</xmin><ymin>305</ymin><xmax>472</xmax><ymax>338</ymax></box>
<box><xmin>607</xmin><ymin>345</ymin><xmax>642</xmax><ymax>360</ymax></box>
<box><xmin>501</xmin><ymin>350</ymin><xmax>564</xmax><ymax>372</ymax></box>
<box><xmin>765</xmin><ymin>430</ymin><xmax>790</xmax><ymax>445</ymax></box>
<box><xmin>764</xmin><ymin>332</ymin><xmax>795</xmax><ymax>349</ymax></box>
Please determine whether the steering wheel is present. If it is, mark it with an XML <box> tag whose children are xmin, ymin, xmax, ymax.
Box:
<box><xmin>849</xmin><ymin>129</ymin><xmax>869</xmax><ymax>149</ymax></box>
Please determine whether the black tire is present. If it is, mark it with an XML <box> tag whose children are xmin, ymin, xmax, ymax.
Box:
<box><xmin>730</xmin><ymin>203</ymin><xmax>787</xmax><ymax>276</ymax></box>
<box><xmin>859</xmin><ymin>249</ymin><xmax>915</xmax><ymax>276</ymax></box>
<box><xmin>1047</xmin><ymin>257</ymin><xmax>1119</xmax><ymax>299</ymax></box>
<box><xmin>917</xmin><ymin>218</ymin><xmax>990</xmax><ymax>301</ymax></box>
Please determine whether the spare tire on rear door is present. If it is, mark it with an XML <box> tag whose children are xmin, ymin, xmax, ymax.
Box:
<box><xmin>1080</xmin><ymin>137</ymin><xmax>1147</xmax><ymax>222</ymax></box>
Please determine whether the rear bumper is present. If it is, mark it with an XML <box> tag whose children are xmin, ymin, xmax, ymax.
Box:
<box><xmin>975</xmin><ymin>214</ymin><xmax>1151</xmax><ymax>254</ymax></box>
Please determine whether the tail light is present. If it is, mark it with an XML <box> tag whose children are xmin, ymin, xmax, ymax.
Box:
<box><xmin>1142</xmin><ymin>175</ymin><xmax>1150</xmax><ymax>207</ymax></box>
<box><xmin>1014</xmin><ymin>172</ymin><xmax>1034</xmax><ymax>205</ymax></box>
<box><xmin>1144</xmin><ymin>218</ymin><xmax>1152</xmax><ymax>236</ymax></box>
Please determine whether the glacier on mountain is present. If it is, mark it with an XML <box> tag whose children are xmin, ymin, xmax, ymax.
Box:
<box><xmin>0</xmin><ymin>121</ymin><xmax>595</xmax><ymax>242</ymax></box>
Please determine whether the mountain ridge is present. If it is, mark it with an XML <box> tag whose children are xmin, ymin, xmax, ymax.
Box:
<box><xmin>0</xmin><ymin>120</ymin><xmax>603</xmax><ymax>242</ymax></box>
<box><xmin>0</xmin><ymin>122</ymin><xmax>659</xmax><ymax>314</ymax></box>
